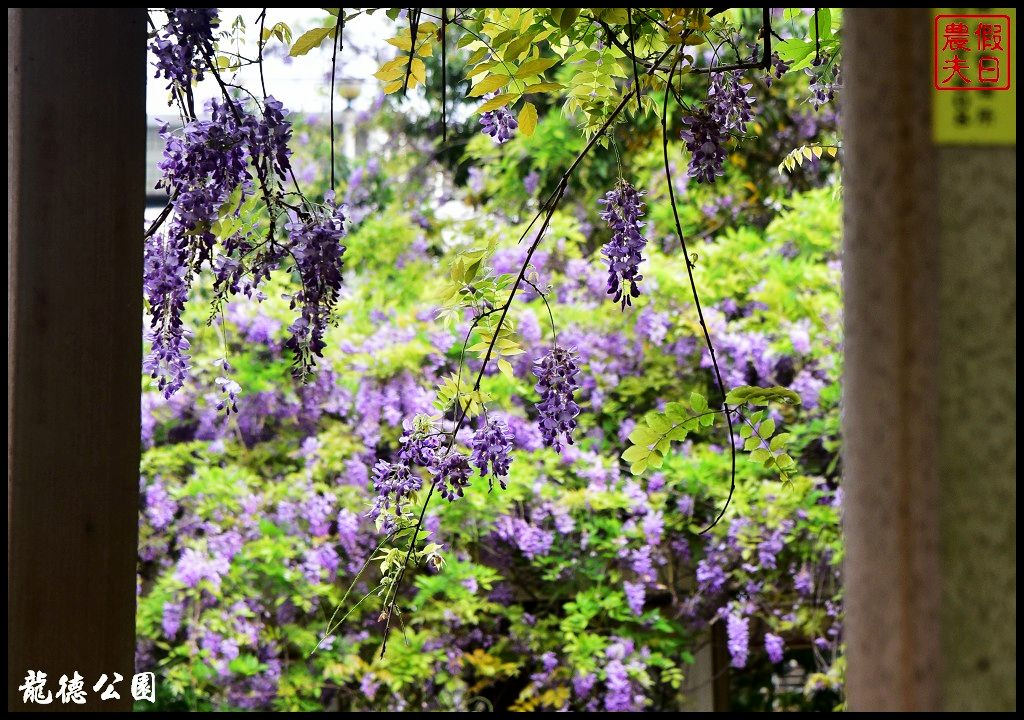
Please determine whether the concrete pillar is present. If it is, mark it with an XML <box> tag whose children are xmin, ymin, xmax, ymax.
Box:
<box><xmin>843</xmin><ymin>8</ymin><xmax>1016</xmax><ymax>711</ymax></box>
<box><xmin>936</xmin><ymin>145</ymin><xmax>1016</xmax><ymax>710</ymax></box>
<box><xmin>8</xmin><ymin>9</ymin><xmax>147</xmax><ymax>711</ymax></box>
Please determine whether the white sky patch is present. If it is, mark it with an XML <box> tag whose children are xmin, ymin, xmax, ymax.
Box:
<box><xmin>147</xmin><ymin>8</ymin><xmax>394</xmax><ymax>120</ymax></box>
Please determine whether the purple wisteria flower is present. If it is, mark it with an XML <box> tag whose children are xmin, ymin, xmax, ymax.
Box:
<box><xmin>150</xmin><ymin>8</ymin><xmax>219</xmax><ymax>91</ymax></box>
<box><xmin>573</xmin><ymin>672</ymin><xmax>596</xmax><ymax>699</ymax></box>
<box><xmin>726</xmin><ymin>611</ymin><xmax>750</xmax><ymax>668</ymax></box>
<box><xmin>696</xmin><ymin>556</ymin><xmax>727</xmax><ymax>594</ymax></box>
<box><xmin>398</xmin><ymin>421</ymin><xmax>442</xmax><ymax>467</ymax></box>
<box><xmin>523</xmin><ymin>170</ymin><xmax>540</xmax><ymax>196</ymax></box>
<box><xmin>370</xmin><ymin>459</ymin><xmax>422</xmax><ymax>517</ymax></box>
<box><xmin>433</xmin><ymin>451</ymin><xmax>472</xmax><ymax>502</ymax></box>
<box><xmin>602</xmin><ymin>639</ymin><xmax>644</xmax><ymax>712</ymax></box>
<box><xmin>301</xmin><ymin>541</ymin><xmax>340</xmax><ymax>583</ymax></box>
<box><xmin>148</xmin><ymin>91</ymin><xmax>301</xmax><ymax>397</ymax></box>
<box><xmin>360</xmin><ymin>672</ymin><xmax>380</xmax><ymax>700</ymax></box>
<box><xmin>707</xmin><ymin>72</ymin><xmax>756</xmax><ymax>133</ymax></box>
<box><xmin>161</xmin><ymin>600</ymin><xmax>183</xmax><ymax>638</ymax></box>
<box><xmin>624</xmin><ymin>580</ymin><xmax>646</xmax><ymax>615</ymax></box>
<box><xmin>158</xmin><ymin>99</ymin><xmax>253</xmax><ymax>257</ymax></box>
<box><xmin>214</xmin><ymin>358</ymin><xmax>241</xmax><ymax>413</ymax></box>
<box><xmin>143</xmin><ymin>232</ymin><xmax>191</xmax><ymax>398</ymax></box>
<box><xmin>145</xmin><ymin>478</ymin><xmax>178</xmax><ymax>531</ymax></box>
<box><xmin>175</xmin><ymin>547</ymin><xmax>230</xmax><ymax>590</ymax></box>
<box><xmin>806</xmin><ymin>56</ymin><xmax>839</xmax><ymax>109</ymax></box>
<box><xmin>764</xmin><ymin>51</ymin><xmax>791</xmax><ymax>87</ymax></box>
<box><xmin>681</xmin><ymin>110</ymin><xmax>727</xmax><ymax>183</ymax></box>
<box><xmin>284</xmin><ymin>199</ymin><xmax>347</xmax><ymax>377</ymax></box>
<box><xmin>603</xmin><ymin>659</ymin><xmax>633</xmax><ymax>712</ymax></box>
<box><xmin>757</xmin><ymin>529</ymin><xmax>785</xmax><ymax>570</ymax></box>
<box><xmin>252</xmin><ymin>96</ymin><xmax>293</xmax><ymax>178</ymax></box>
<box><xmin>764</xmin><ymin>632</ymin><xmax>785</xmax><ymax>664</ymax></box>
<box><xmin>598</xmin><ymin>181</ymin><xmax>647</xmax><ymax>309</ymax></box>
<box><xmin>533</xmin><ymin>345</ymin><xmax>580</xmax><ymax>452</ymax></box>
<box><xmin>479</xmin><ymin>95</ymin><xmax>518</xmax><ymax>144</ymax></box>
<box><xmin>470</xmin><ymin>418</ymin><xmax>515</xmax><ymax>489</ymax></box>
<box><xmin>494</xmin><ymin>515</ymin><xmax>554</xmax><ymax>559</ymax></box>
<box><xmin>793</xmin><ymin>565</ymin><xmax>814</xmax><ymax>596</ymax></box>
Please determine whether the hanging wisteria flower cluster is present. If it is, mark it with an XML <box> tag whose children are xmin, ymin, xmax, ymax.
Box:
<box><xmin>807</xmin><ymin>55</ymin><xmax>840</xmax><ymax>109</ymax></box>
<box><xmin>479</xmin><ymin>94</ymin><xmax>518</xmax><ymax>144</ymax></box>
<box><xmin>150</xmin><ymin>8</ymin><xmax>219</xmax><ymax>91</ymax></box>
<box><xmin>157</xmin><ymin>98</ymin><xmax>252</xmax><ymax>262</ymax></box>
<box><xmin>370</xmin><ymin>413</ymin><xmax>518</xmax><ymax>531</ymax></box>
<box><xmin>145</xmin><ymin>10</ymin><xmax>353</xmax><ymax>396</ymax></box>
<box><xmin>470</xmin><ymin>418</ymin><xmax>515</xmax><ymax>489</ymax></box>
<box><xmin>708</xmin><ymin>71</ymin><xmax>756</xmax><ymax>133</ymax></box>
<box><xmin>598</xmin><ymin>181</ymin><xmax>648</xmax><ymax>309</ymax></box>
<box><xmin>284</xmin><ymin>198</ymin><xmax>348</xmax><ymax>379</ymax></box>
<box><xmin>681</xmin><ymin>110</ymin><xmax>728</xmax><ymax>184</ymax></box>
<box><xmin>142</xmin><ymin>232</ymin><xmax>191</xmax><ymax>398</ymax></box>
<box><xmin>433</xmin><ymin>451</ymin><xmax>473</xmax><ymax>502</ymax></box>
<box><xmin>145</xmin><ymin>95</ymin><xmax>257</xmax><ymax>397</ymax></box>
<box><xmin>533</xmin><ymin>345</ymin><xmax>581</xmax><ymax>452</ymax></box>
<box><xmin>681</xmin><ymin>69</ymin><xmax>758</xmax><ymax>184</ymax></box>
<box><xmin>765</xmin><ymin>51</ymin><xmax>791</xmax><ymax>87</ymax></box>
<box><xmin>371</xmin><ymin>458</ymin><xmax>422</xmax><ymax>520</ymax></box>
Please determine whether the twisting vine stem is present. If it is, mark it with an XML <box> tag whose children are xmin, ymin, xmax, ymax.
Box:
<box><xmin>329</xmin><ymin>10</ymin><xmax>344</xmax><ymax>194</ymax></box>
<box><xmin>440</xmin><ymin>8</ymin><xmax>448</xmax><ymax>142</ymax></box>
<box><xmin>627</xmin><ymin>8</ymin><xmax>643</xmax><ymax>113</ymax></box>
<box><xmin>401</xmin><ymin>8</ymin><xmax>421</xmax><ymax>96</ymax></box>
<box><xmin>662</xmin><ymin>49</ymin><xmax>738</xmax><ymax>535</ymax></box>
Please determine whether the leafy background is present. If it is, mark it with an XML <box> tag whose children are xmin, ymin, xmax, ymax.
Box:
<box><xmin>138</xmin><ymin>8</ymin><xmax>843</xmax><ymax>712</ymax></box>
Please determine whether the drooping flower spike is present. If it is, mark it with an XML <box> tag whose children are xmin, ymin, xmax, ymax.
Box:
<box><xmin>598</xmin><ymin>181</ymin><xmax>647</xmax><ymax>309</ymax></box>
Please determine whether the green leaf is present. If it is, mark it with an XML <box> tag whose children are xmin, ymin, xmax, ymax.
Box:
<box><xmin>664</xmin><ymin>402</ymin><xmax>687</xmax><ymax>422</ymax></box>
<box><xmin>775</xmin><ymin>38</ymin><xmax>814</xmax><ymax>64</ymax></box>
<box><xmin>667</xmin><ymin>426</ymin><xmax>689</xmax><ymax>442</ymax></box>
<box><xmin>497</xmin><ymin>358</ymin><xmax>515</xmax><ymax>379</ymax></box>
<box><xmin>621</xmin><ymin>445</ymin><xmax>649</xmax><ymax>463</ymax></box>
<box><xmin>593</xmin><ymin>9</ymin><xmax>628</xmax><ymax>24</ymax></box>
<box><xmin>469</xmin><ymin>74</ymin><xmax>512</xmax><ymax>97</ymax></box>
<box><xmin>290</xmin><ymin>26</ymin><xmax>333</xmax><ymax>57</ymax></box>
<box><xmin>559</xmin><ymin>8</ymin><xmax>580</xmax><ymax>30</ymax></box>
<box><xmin>518</xmin><ymin>102</ymin><xmax>538</xmax><ymax>137</ymax></box>
<box><xmin>726</xmin><ymin>385</ymin><xmax>802</xmax><ymax>406</ymax></box>
<box><xmin>646</xmin><ymin>413</ymin><xmax>670</xmax><ymax>433</ymax></box>
<box><xmin>816</xmin><ymin>8</ymin><xmax>833</xmax><ymax>41</ymax></box>
<box><xmin>516</xmin><ymin>57</ymin><xmax>559</xmax><ymax>78</ymax></box>
<box><xmin>689</xmin><ymin>391</ymin><xmax>708</xmax><ymax>413</ymax></box>
<box><xmin>523</xmin><ymin>81</ymin><xmax>564</xmax><ymax>93</ymax></box>
<box><xmin>503</xmin><ymin>31</ymin><xmax>538</xmax><ymax>62</ymax></box>
<box><xmin>476</xmin><ymin>92</ymin><xmax>518</xmax><ymax>113</ymax></box>
<box><xmin>228</xmin><ymin>654</ymin><xmax>263</xmax><ymax>676</ymax></box>
<box><xmin>760</xmin><ymin>418</ymin><xmax>776</xmax><ymax>437</ymax></box>
<box><xmin>627</xmin><ymin>425</ymin><xmax>657</xmax><ymax>446</ymax></box>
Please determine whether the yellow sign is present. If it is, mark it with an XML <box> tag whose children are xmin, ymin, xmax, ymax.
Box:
<box><xmin>932</xmin><ymin>8</ymin><xmax>1016</xmax><ymax>145</ymax></box>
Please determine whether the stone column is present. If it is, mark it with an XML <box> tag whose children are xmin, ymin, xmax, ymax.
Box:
<box><xmin>842</xmin><ymin>8</ymin><xmax>1016</xmax><ymax>711</ymax></box>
